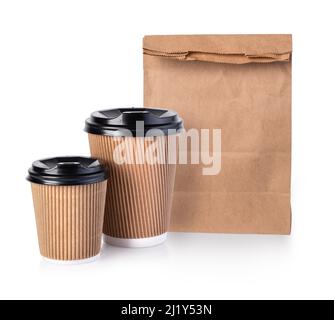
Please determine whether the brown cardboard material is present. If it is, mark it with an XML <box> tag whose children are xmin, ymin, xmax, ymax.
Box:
<box><xmin>88</xmin><ymin>134</ymin><xmax>177</xmax><ymax>239</ymax></box>
<box><xmin>31</xmin><ymin>181</ymin><xmax>107</xmax><ymax>260</ymax></box>
<box><xmin>143</xmin><ymin>34</ymin><xmax>292</xmax><ymax>235</ymax></box>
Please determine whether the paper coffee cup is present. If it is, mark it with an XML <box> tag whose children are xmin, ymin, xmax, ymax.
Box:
<box><xmin>85</xmin><ymin>108</ymin><xmax>183</xmax><ymax>248</ymax></box>
<box><xmin>27</xmin><ymin>157</ymin><xmax>108</xmax><ymax>263</ymax></box>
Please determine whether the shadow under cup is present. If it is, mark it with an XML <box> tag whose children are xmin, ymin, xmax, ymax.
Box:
<box><xmin>85</xmin><ymin>108</ymin><xmax>184</xmax><ymax>248</ymax></box>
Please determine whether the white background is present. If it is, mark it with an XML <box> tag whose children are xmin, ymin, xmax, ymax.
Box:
<box><xmin>0</xmin><ymin>0</ymin><xmax>333</xmax><ymax>300</ymax></box>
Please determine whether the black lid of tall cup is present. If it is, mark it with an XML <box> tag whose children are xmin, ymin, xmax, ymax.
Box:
<box><xmin>84</xmin><ymin>107</ymin><xmax>184</xmax><ymax>137</ymax></box>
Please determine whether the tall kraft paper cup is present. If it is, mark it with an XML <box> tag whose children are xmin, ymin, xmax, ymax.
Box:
<box><xmin>27</xmin><ymin>157</ymin><xmax>108</xmax><ymax>264</ymax></box>
<box><xmin>85</xmin><ymin>108</ymin><xmax>183</xmax><ymax>248</ymax></box>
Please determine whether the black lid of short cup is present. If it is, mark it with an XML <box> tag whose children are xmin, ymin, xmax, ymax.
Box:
<box><xmin>84</xmin><ymin>107</ymin><xmax>184</xmax><ymax>137</ymax></box>
<box><xmin>27</xmin><ymin>156</ymin><xmax>109</xmax><ymax>186</ymax></box>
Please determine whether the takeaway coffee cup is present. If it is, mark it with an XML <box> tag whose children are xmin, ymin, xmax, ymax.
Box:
<box><xmin>85</xmin><ymin>108</ymin><xmax>184</xmax><ymax>248</ymax></box>
<box><xmin>27</xmin><ymin>156</ymin><xmax>108</xmax><ymax>264</ymax></box>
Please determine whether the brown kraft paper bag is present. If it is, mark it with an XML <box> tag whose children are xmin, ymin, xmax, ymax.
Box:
<box><xmin>143</xmin><ymin>35</ymin><xmax>292</xmax><ymax>235</ymax></box>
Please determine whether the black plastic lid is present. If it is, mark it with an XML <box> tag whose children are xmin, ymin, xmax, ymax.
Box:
<box><xmin>84</xmin><ymin>107</ymin><xmax>184</xmax><ymax>137</ymax></box>
<box><xmin>27</xmin><ymin>156</ymin><xmax>109</xmax><ymax>186</ymax></box>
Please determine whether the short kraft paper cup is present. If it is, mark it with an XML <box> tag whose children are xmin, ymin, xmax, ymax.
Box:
<box><xmin>85</xmin><ymin>108</ymin><xmax>183</xmax><ymax>248</ymax></box>
<box><xmin>27</xmin><ymin>157</ymin><xmax>108</xmax><ymax>264</ymax></box>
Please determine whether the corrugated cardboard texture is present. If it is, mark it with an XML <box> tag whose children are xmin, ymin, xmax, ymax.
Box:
<box><xmin>88</xmin><ymin>134</ymin><xmax>177</xmax><ymax>239</ymax></box>
<box><xmin>143</xmin><ymin>34</ymin><xmax>292</xmax><ymax>235</ymax></box>
<box><xmin>31</xmin><ymin>182</ymin><xmax>107</xmax><ymax>260</ymax></box>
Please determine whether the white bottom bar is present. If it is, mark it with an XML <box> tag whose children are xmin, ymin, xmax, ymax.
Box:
<box><xmin>103</xmin><ymin>233</ymin><xmax>168</xmax><ymax>248</ymax></box>
<box><xmin>42</xmin><ymin>254</ymin><xmax>100</xmax><ymax>265</ymax></box>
